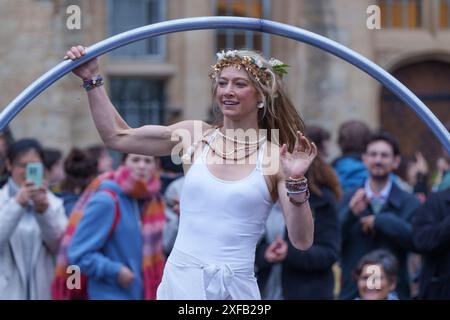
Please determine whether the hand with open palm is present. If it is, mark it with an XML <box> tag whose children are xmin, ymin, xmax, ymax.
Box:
<box><xmin>280</xmin><ymin>131</ymin><xmax>317</xmax><ymax>179</ymax></box>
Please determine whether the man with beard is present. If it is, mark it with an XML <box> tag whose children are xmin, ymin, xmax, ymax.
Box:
<box><xmin>338</xmin><ymin>132</ymin><xmax>420</xmax><ymax>300</ymax></box>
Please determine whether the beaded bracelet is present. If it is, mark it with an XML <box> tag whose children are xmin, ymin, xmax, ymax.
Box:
<box><xmin>82</xmin><ymin>75</ymin><xmax>104</xmax><ymax>91</ymax></box>
<box><xmin>285</xmin><ymin>176</ymin><xmax>308</xmax><ymax>193</ymax></box>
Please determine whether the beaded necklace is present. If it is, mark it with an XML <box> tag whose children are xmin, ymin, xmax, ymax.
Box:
<box><xmin>203</xmin><ymin>138</ymin><xmax>260</xmax><ymax>161</ymax></box>
<box><xmin>181</xmin><ymin>128</ymin><xmax>265</xmax><ymax>162</ymax></box>
<box><xmin>216</xmin><ymin>129</ymin><xmax>266</xmax><ymax>145</ymax></box>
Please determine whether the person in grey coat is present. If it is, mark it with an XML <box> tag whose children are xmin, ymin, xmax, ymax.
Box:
<box><xmin>0</xmin><ymin>139</ymin><xmax>67</xmax><ymax>299</ymax></box>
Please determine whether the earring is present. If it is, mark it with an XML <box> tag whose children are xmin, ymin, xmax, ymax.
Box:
<box><xmin>257</xmin><ymin>102</ymin><xmax>264</xmax><ymax>109</ymax></box>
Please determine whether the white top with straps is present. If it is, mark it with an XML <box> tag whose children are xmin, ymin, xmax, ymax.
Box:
<box><xmin>157</xmin><ymin>129</ymin><xmax>273</xmax><ymax>300</ymax></box>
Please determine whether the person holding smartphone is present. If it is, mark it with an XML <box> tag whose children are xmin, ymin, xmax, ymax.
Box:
<box><xmin>0</xmin><ymin>138</ymin><xmax>67</xmax><ymax>299</ymax></box>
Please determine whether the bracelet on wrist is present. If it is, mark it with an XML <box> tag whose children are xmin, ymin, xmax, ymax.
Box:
<box><xmin>82</xmin><ymin>75</ymin><xmax>104</xmax><ymax>91</ymax></box>
<box><xmin>287</xmin><ymin>188</ymin><xmax>308</xmax><ymax>195</ymax></box>
<box><xmin>285</xmin><ymin>176</ymin><xmax>307</xmax><ymax>183</ymax></box>
<box><xmin>285</xmin><ymin>176</ymin><xmax>308</xmax><ymax>193</ymax></box>
<box><xmin>288</xmin><ymin>188</ymin><xmax>310</xmax><ymax>206</ymax></box>
<box><xmin>287</xmin><ymin>176</ymin><xmax>305</xmax><ymax>181</ymax></box>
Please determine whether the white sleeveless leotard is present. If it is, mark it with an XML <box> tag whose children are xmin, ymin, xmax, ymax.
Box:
<box><xmin>157</xmin><ymin>129</ymin><xmax>273</xmax><ymax>299</ymax></box>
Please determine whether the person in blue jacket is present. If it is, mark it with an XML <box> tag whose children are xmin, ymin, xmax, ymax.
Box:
<box><xmin>67</xmin><ymin>153</ymin><xmax>165</xmax><ymax>299</ymax></box>
<box><xmin>332</xmin><ymin>120</ymin><xmax>371</xmax><ymax>192</ymax></box>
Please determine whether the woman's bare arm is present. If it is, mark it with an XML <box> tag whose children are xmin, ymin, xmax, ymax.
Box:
<box><xmin>277</xmin><ymin>176</ymin><xmax>314</xmax><ymax>250</ymax></box>
<box><xmin>66</xmin><ymin>45</ymin><xmax>206</xmax><ymax>156</ymax></box>
<box><xmin>85</xmin><ymin>85</ymin><xmax>200</xmax><ymax>156</ymax></box>
<box><xmin>273</xmin><ymin>133</ymin><xmax>317</xmax><ymax>250</ymax></box>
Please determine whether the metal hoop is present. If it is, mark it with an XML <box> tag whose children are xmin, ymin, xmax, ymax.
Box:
<box><xmin>1</xmin><ymin>17</ymin><xmax>448</xmax><ymax>151</ymax></box>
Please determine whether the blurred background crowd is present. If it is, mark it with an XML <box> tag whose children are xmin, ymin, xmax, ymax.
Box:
<box><xmin>1</xmin><ymin>118</ymin><xmax>449</xmax><ymax>299</ymax></box>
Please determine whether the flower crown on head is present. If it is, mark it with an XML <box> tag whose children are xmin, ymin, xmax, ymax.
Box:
<box><xmin>210</xmin><ymin>50</ymin><xmax>289</xmax><ymax>84</ymax></box>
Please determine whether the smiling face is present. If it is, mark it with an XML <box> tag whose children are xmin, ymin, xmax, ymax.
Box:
<box><xmin>124</xmin><ymin>154</ymin><xmax>157</xmax><ymax>181</ymax></box>
<box><xmin>214</xmin><ymin>66</ymin><xmax>261</xmax><ymax>121</ymax></box>
<box><xmin>363</xmin><ymin>140</ymin><xmax>400</xmax><ymax>181</ymax></box>
<box><xmin>357</xmin><ymin>264</ymin><xmax>396</xmax><ymax>300</ymax></box>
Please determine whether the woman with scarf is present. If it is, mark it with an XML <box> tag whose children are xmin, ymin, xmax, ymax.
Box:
<box><xmin>65</xmin><ymin>153</ymin><xmax>165</xmax><ymax>299</ymax></box>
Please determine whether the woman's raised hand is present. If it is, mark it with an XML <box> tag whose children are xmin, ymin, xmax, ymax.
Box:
<box><xmin>64</xmin><ymin>45</ymin><xmax>99</xmax><ymax>80</ymax></box>
<box><xmin>280</xmin><ymin>131</ymin><xmax>317</xmax><ymax>179</ymax></box>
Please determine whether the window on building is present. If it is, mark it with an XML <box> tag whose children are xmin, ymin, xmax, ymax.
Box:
<box><xmin>379</xmin><ymin>0</ymin><xmax>422</xmax><ymax>28</ymax></box>
<box><xmin>440</xmin><ymin>0</ymin><xmax>450</xmax><ymax>28</ymax></box>
<box><xmin>110</xmin><ymin>78</ymin><xmax>165</xmax><ymax>127</ymax></box>
<box><xmin>108</xmin><ymin>0</ymin><xmax>166</xmax><ymax>58</ymax></box>
<box><xmin>109</xmin><ymin>77</ymin><xmax>165</xmax><ymax>165</ymax></box>
<box><xmin>213</xmin><ymin>0</ymin><xmax>271</xmax><ymax>55</ymax></box>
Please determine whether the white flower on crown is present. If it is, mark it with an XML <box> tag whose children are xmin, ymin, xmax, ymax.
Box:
<box><xmin>227</xmin><ymin>50</ymin><xmax>238</xmax><ymax>57</ymax></box>
<box><xmin>269</xmin><ymin>58</ymin><xmax>284</xmax><ymax>67</ymax></box>
<box><xmin>216</xmin><ymin>50</ymin><xmax>239</xmax><ymax>60</ymax></box>
<box><xmin>216</xmin><ymin>50</ymin><xmax>226</xmax><ymax>60</ymax></box>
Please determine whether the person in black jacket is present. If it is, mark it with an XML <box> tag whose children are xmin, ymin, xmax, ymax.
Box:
<box><xmin>412</xmin><ymin>188</ymin><xmax>450</xmax><ymax>299</ymax></box>
<box><xmin>255</xmin><ymin>153</ymin><xmax>341</xmax><ymax>299</ymax></box>
<box><xmin>339</xmin><ymin>132</ymin><xmax>420</xmax><ymax>300</ymax></box>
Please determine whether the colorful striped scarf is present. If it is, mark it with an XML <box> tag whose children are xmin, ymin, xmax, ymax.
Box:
<box><xmin>52</xmin><ymin>165</ymin><xmax>166</xmax><ymax>300</ymax></box>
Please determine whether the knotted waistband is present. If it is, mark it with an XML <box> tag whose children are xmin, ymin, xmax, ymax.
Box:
<box><xmin>167</xmin><ymin>247</ymin><xmax>254</xmax><ymax>299</ymax></box>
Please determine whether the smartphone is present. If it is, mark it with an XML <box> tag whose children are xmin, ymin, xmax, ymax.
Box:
<box><xmin>26</xmin><ymin>162</ymin><xmax>44</xmax><ymax>187</ymax></box>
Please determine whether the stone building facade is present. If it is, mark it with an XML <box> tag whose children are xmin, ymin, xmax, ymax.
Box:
<box><xmin>1</xmin><ymin>0</ymin><xmax>449</xmax><ymax>165</ymax></box>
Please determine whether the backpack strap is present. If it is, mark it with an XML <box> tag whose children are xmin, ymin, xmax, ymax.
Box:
<box><xmin>100</xmin><ymin>189</ymin><xmax>121</xmax><ymax>239</ymax></box>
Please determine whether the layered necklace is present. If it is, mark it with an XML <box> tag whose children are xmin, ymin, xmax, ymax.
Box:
<box><xmin>204</xmin><ymin>128</ymin><xmax>266</xmax><ymax>161</ymax></box>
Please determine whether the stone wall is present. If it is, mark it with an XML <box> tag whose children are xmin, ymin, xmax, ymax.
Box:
<box><xmin>0</xmin><ymin>0</ymin><xmax>105</xmax><ymax>154</ymax></box>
